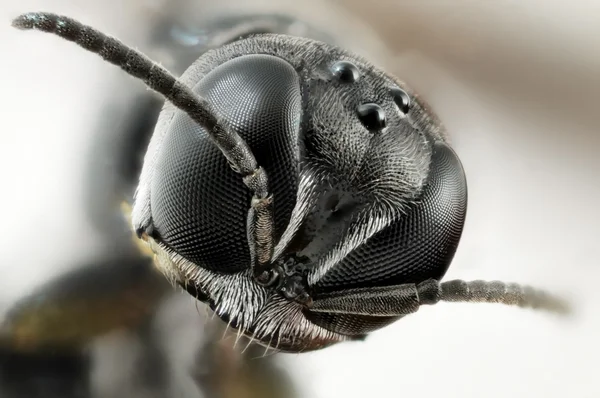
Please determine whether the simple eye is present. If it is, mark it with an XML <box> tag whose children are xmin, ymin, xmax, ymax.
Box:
<box><xmin>357</xmin><ymin>103</ymin><xmax>386</xmax><ymax>131</ymax></box>
<box><xmin>331</xmin><ymin>60</ymin><xmax>360</xmax><ymax>83</ymax></box>
<box><xmin>391</xmin><ymin>87</ymin><xmax>411</xmax><ymax>114</ymax></box>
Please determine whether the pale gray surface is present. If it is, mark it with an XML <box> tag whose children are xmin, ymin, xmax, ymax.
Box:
<box><xmin>1</xmin><ymin>0</ymin><xmax>599</xmax><ymax>397</ymax></box>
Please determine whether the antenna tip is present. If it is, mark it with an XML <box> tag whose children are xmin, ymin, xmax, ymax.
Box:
<box><xmin>11</xmin><ymin>12</ymin><xmax>55</xmax><ymax>31</ymax></box>
<box><xmin>11</xmin><ymin>13</ymin><xmax>35</xmax><ymax>30</ymax></box>
<box><xmin>534</xmin><ymin>291</ymin><xmax>573</xmax><ymax>316</ymax></box>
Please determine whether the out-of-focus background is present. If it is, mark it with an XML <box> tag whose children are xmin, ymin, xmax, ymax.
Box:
<box><xmin>1</xmin><ymin>0</ymin><xmax>599</xmax><ymax>397</ymax></box>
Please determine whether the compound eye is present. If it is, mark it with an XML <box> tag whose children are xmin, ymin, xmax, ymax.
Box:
<box><xmin>149</xmin><ymin>54</ymin><xmax>302</xmax><ymax>273</ymax></box>
<box><xmin>308</xmin><ymin>141</ymin><xmax>467</xmax><ymax>336</ymax></box>
<box><xmin>331</xmin><ymin>60</ymin><xmax>360</xmax><ymax>83</ymax></box>
<box><xmin>357</xmin><ymin>103</ymin><xmax>386</xmax><ymax>131</ymax></box>
<box><xmin>391</xmin><ymin>87</ymin><xmax>411</xmax><ymax>114</ymax></box>
<box><xmin>314</xmin><ymin>141</ymin><xmax>467</xmax><ymax>292</ymax></box>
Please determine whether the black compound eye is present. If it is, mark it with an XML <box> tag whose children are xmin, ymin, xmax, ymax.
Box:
<box><xmin>309</xmin><ymin>141</ymin><xmax>468</xmax><ymax>336</ymax></box>
<box><xmin>391</xmin><ymin>87</ymin><xmax>411</xmax><ymax>114</ymax></box>
<box><xmin>314</xmin><ymin>141</ymin><xmax>467</xmax><ymax>292</ymax></box>
<box><xmin>331</xmin><ymin>61</ymin><xmax>360</xmax><ymax>83</ymax></box>
<box><xmin>150</xmin><ymin>54</ymin><xmax>302</xmax><ymax>273</ymax></box>
<box><xmin>357</xmin><ymin>103</ymin><xmax>386</xmax><ymax>131</ymax></box>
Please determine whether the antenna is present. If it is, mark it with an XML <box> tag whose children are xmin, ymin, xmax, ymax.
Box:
<box><xmin>439</xmin><ymin>279</ymin><xmax>570</xmax><ymax>314</ymax></box>
<box><xmin>12</xmin><ymin>12</ymin><xmax>276</xmax><ymax>278</ymax></box>
<box><xmin>310</xmin><ymin>279</ymin><xmax>570</xmax><ymax>316</ymax></box>
<box><xmin>11</xmin><ymin>12</ymin><xmax>257</xmax><ymax>176</ymax></box>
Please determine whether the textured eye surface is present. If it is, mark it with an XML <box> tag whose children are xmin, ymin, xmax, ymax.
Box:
<box><xmin>356</xmin><ymin>103</ymin><xmax>386</xmax><ymax>131</ymax></box>
<box><xmin>331</xmin><ymin>60</ymin><xmax>360</xmax><ymax>83</ymax></box>
<box><xmin>391</xmin><ymin>87</ymin><xmax>411</xmax><ymax>114</ymax></box>
<box><xmin>314</xmin><ymin>141</ymin><xmax>467</xmax><ymax>291</ymax></box>
<box><xmin>307</xmin><ymin>141</ymin><xmax>467</xmax><ymax>335</ymax></box>
<box><xmin>150</xmin><ymin>54</ymin><xmax>302</xmax><ymax>272</ymax></box>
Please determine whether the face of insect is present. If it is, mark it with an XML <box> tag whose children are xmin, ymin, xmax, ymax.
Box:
<box><xmin>14</xmin><ymin>12</ymin><xmax>566</xmax><ymax>355</ymax></box>
<box><xmin>133</xmin><ymin>35</ymin><xmax>467</xmax><ymax>352</ymax></box>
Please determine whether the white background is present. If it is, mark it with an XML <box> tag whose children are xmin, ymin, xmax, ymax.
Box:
<box><xmin>1</xmin><ymin>0</ymin><xmax>599</xmax><ymax>397</ymax></box>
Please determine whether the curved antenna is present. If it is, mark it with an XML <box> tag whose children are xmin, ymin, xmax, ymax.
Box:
<box><xmin>12</xmin><ymin>12</ymin><xmax>276</xmax><ymax>274</ymax></box>
<box><xmin>11</xmin><ymin>12</ymin><xmax>256</xmax><ymax>177</ymax></box>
